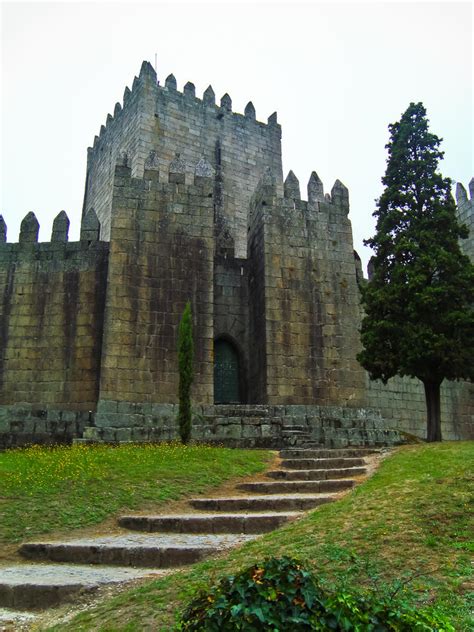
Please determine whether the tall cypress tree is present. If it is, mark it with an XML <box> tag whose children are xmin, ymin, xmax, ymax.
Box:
<box><xmin>358</xmin><ymin>102</ymin><xmax>474</xmax><ymax>442</ymax></box>
<box><xmin>177</xmin><ymin>301</ymin><xmax>194</xmax><ymax>444</ymax></box>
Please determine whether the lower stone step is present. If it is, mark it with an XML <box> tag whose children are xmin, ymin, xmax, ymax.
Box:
<box><xmin>0</xmin><ymin>564</ymin><xmax>162</xmax><ymax>609</ymax></box>
<box><xmin>18</xmin><ymin>533</ymin><xmax>256</xmax><ymax>568</ymax></box>
<box><xmin>189</xmin><ymin>494</ymin><xmax>335</xmax><ymax>512</ymax></box>
<box><xmin>282</xmin><ymin>434</ymin><xmax>312</xmax><ymax>443</ymax></box>
<box><xmin>237</xmin><ymin>480</ymin><xmax>354</xmax><ymax>494</ymax></box>
<box><xmin>267</xmin><ymin>467</ymin><xmax>366</xmax><ymax>481</ymax></box>
<box><xmin>279</xmin><ymin>448</ymin><xmax>376</xmax><ymax>459</ymax></box>
<box><xmin>281</xmin><ymin>457</ymin><xmax>365</xmax><ymax>469</ymax></box>
<box><xmin>118</xmin><ymin>512</ymin><xmax>301</xmax><ymax>534</ymax></box>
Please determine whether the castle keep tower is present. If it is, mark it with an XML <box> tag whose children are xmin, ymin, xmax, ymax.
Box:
<box><xmin>83</xmin><ymin>61</ymin><xmax>283</xmax><ymax>258</ymax></box>
<box><xmin>0</xmin><ymin>61</ymin><xmax>472</xmax><ymax>447</ymax></box>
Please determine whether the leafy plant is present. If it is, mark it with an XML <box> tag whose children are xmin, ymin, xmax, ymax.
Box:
<box><xmin>178</xmin><ymin>556</ymin><xmax>454</xmax><ymax>631</ymax></box>
<box><xmin>177</xmin><ymin>301</ymin><xmax>194</xmax><ymax>444</ymax></box>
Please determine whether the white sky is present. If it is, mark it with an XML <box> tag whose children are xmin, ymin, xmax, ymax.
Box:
<box><xmin>1</xmin><ymin>1</ymin><xmax>473</xmax><ymax>272</ymax></box>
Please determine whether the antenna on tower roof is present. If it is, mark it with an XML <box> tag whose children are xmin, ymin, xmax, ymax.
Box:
<box><xmin>154</xmin><ymin>53</ymin><xmax>157</xmax><ymax>73</ymax></box>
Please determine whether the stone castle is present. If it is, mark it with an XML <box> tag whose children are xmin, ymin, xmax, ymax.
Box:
<box><xmin>1</xmin><ymin>61</ymin><xmax>473</xmax><ymax>448</ymax></box>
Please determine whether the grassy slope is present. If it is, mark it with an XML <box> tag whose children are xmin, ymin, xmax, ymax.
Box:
<box><xmin>47</xmin><ymin>442</ymin><xmax>474</xmax><ymax>631</ymax></box>
<box><xmin>0</xmin><ymin>443</ymin><xmax>273</xmax><ymax>544</ymax></box>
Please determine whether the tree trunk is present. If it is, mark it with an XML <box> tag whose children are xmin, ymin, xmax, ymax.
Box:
<box><xmin>423</xmin><ymin>380</ymin><xmax>442</xmax><ymax>442</ymax></box>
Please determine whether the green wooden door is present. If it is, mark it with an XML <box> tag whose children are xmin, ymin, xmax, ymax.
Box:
<box><xmin>214</xmin><ymin>340</ymin><xmax>240</xmax><ymax>403</ymax></box>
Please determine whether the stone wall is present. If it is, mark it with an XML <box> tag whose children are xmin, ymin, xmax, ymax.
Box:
<box><xmin>365</xmin><ymin>178</ymin><xmax>474</xmax><ymax>440</ymax></box>
<box><xmin>366</xmin><ymin>376</ymin><xmax>473</xmax><ymax>441</ymax></box>
<box><xmin>249</xmin><ymin>171</ymin><xmax>367</xmax><ymax>406</ymax></box>
<box><xmin>83</xmin><ymin>62</ymin><xmax>283</xmax><ymax>257</ymax></box>
<box><xmin>244</xmin><ymin>171</ymin><xmax>473</xmax><ymax>439</ymax></box>
<box><xmin>456</xmin><ymin>179</ymin><xmax>474</xmax><ymax>261</ymax></box>
<box><xmin>0</xmin><ymin>211</ymin><xmax>108</xmax><ymax>412</ymax></box>
<box><xmin>82</xmin><ymin>403</ymin><xmax>404</xmax><ymax>448</ymax></box>
<box><xmin>0</xmin><ymin>405</ymin><xmax>90</xmax><ymax>448</ymax></box>
<box><xmin>214</xmin><ymin>255</ymin><xmax>249</xmax><ymax>401</ymax></box>
<box><xmin>95</xmin><ymin>161</ymin><xmax>215</xmax><ymax>422</ymax></box>
<box><xmin>82</xmin><ymin>63</ymin><xmax>159</xmax><ymax>239</ymax></box>
<box><xmin>247</xmin><ymin>182</ymin><xmax>269</xmax><ymax>403</ymax></box>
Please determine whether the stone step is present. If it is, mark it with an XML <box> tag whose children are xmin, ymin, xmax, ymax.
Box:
<box><xmin>282</xmin><ymin>435</ymin><xmax>312</xmax><ymax>445</ymax></box>
<box><xmin>279</xmin><ymin>448</ymin><xmax>376</xmax><ymax>459</ymax></box>
<box><xmin>267</xmin><ymin>466</ymin><xmax>366</xmax><ymax>481</ymax></box>
<box><xmin>18</xmin><ymin>533</ymin><xmax>256</xmax><ymax>568</ymax></box>
<box><xmin>299</xmin><ymin>441</ymin><xmax>379</xmax><ymax>449</ymax></box>
<box><xmin>118</xmin><ymin>512</ymin><xmax>301</xmax><ymax>534</ymax></box>
<box><xmin>282</xmin><ymin>437</ymin><xmax>312</xmax><ymax>447</ymax></box>
<box><xmin>281</xmin><ymin>457</ymin><xmax>365</xmax><ymax>469</ymax></box>
<box><xmin>0</xmin><ymin>564</ymin><xmax>162</xmax><ymax>609</ymax></box>
<box><xmin>189</xmin><ymin>494</ymin><xmax>335</xmax><ymax>512</ymax></box>
<box><xmin>300</xmin><ymin>432</ymin><xmax>403</xmax><ymax>448</ymax></box>
<box><xmin>211</xmin><ymin>406</ymin><xmax>272</xmax><ymax>418</ymax></box>
<box><xmin>237</xmin><ymin>479</ymin><xmax>354</xmax><ymax>494</ymax></box>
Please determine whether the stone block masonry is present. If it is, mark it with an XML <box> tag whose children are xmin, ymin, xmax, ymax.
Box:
<box><xmin>456</xmin><ymin>179</ymin><xmax>474</xmax><ymax>261</ymax></box>
<box><xmin>248</xmin><ymin>171</ymin><xmax>366</xmax><ymax>406</ymax></box>
<box><xmin>96</xmin><ymin>159</ymin><xmax>215</xmax><ymax>419</ymax></box>
<box><xmin>83</xmin><ymin>62</ymin><xmax>283</xmax><ymax>259</ymax></box>
<box><xmin>0</xmin><ymin>405</ymin><xmax>91</xmax><ymax>449</ymax></box>
<box><xmin>0</xmin><ymin>211</ymin><xmax>108</xmax><ymax>413</ymax></box>
<box><xmin>84</xmin><ymin>403</ymin><xmax>405</xmax><ymax>448</ymax></box>
<box><xmin>1</xmin><ymin>60</ymin><xmax>472</xmax><ymax>446</ymax></box>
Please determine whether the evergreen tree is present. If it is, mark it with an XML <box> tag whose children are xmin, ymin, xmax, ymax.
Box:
<box><xmin>177</xmin><ymin>301</ymin><xmax>194</xmax><ymax>444</ymax></box>
<box><xmin>358</xmin><ymin>102</ymin><xmax>474</xmax><ymax>442</ymax></box>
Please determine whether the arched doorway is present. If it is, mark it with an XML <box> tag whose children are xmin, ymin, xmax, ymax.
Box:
<box><xmin>214</xmin><ymin>338</ymin><xmax>241</xmax><ymax>404</ymax></box>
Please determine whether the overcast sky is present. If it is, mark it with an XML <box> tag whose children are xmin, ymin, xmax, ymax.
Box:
<box><xmin>1</xmin><ymin>1</ymin><xmax>472</xmax><ymax>272</ymax></box>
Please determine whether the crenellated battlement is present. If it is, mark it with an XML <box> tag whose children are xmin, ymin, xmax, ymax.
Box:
<box><xmin>112</xmin><ymin>152</ymin><xmax>216</xmax><ymax>192</ymax></box>
<box><xmin>252</xmin><ymin>168</ymin><xmax>350</xmax><ymax>215</ymax></box>
<box><xmin>283</xmin><ymin>170</ymin><xmax>349</xmax><ymax>212</ymax></box>
<box><xmin>456</xmin><ymin>177</ymin><xmax>474</xmax><ymax>205</ymax></box>
<box><xmin>83</xmin><ymin>60</ymin><xmax>283</xmax><ymax>254</ymax></box>
<box><xmin>88</xmin><ymin>61</ymin><xmax>279</xmax><ymax>156</ymax></box>
<box><xmin>455</xmin><ymin>178</ymin><xmax>474</xmax><ymax>262</ymax></box>
<box><xmin>0</xmin><ymin>209</ymin><xmax>103</xmax><ymax>250</ymax></box>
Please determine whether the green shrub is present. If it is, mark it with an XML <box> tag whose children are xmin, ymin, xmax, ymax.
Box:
<box><xmin>178</xmin><ymin>556</ymin><xmax>454</xmax><ymax>631</ymax></box>
<box><xmin>177</xmin><ymin>301</ymin><xmax>194</xmax><ymax>444</ymax></box>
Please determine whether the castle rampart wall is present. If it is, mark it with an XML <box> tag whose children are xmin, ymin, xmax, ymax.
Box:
<box><xmin>456</xmin><ymin>178</ymin><xmax>474</xmax><ymax>261</ymax></box>
<box><xmin>83</xmin><ymin>62</ymin><xmax>283</xmax><ymax>258</ymax></box>
<box><xmin>0</xmin><ymin>213</ymin><xmax>108</xmax><ymax>417</ymax></box>
<box><xmin>94</xmin><ymin>161</ymin><xmax>215</xmax><ymax>430</ymax></box>
<box><xmin>250</xmin><ymin>171</ymin><xmax>367</xmax><ymax>406</ymax></box>
<box><xmin>366</xmin><ymin>375</ymin><xmax>473</xmax><ymax>440</ymax></box>
<box><xmin>366</xmin><ymin>178</ymin><xmax>474</xmax><ymax>440</ymax></box>
<box><xmin>246</xmin><ymin>173</ymin><xmax>473</xmax><ymax>439</ymax></box>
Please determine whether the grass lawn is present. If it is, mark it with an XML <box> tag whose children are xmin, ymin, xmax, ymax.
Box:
<box><xmin>0</xmin><ymin>442</ymin><xmax>273</xmax><ymax>545</ymax></box>
<box><xmin>44</xmin><ymin>442</ymin><xmax>474</xmax><ymax>631</ymax></box>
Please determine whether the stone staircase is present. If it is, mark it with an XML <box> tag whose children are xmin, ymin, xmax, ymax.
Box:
<box><xmin>280</xmin><ymin>424</ymin><xmax>313</xmax><ymax>446</ymax></box>
<box><xmin>0</xmin><ymin>446</ymin><xmax>377</xmax><ymax>618</ymax></box>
